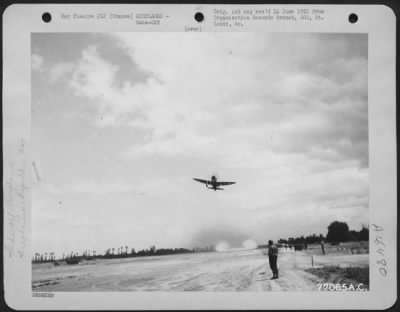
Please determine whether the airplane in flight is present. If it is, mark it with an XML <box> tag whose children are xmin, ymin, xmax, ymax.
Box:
<box><xmin>193</xmin><ymin>175</ymin><xmax>236</xmax><ymax>191</ymax></box>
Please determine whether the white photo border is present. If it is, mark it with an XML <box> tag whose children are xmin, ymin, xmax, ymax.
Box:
<box><xmin>3</xmin><ymin>4</ymin><xmax>396</xmax><ymax>310</ymax></box>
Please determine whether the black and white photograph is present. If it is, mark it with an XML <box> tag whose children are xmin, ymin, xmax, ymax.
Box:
<box><xmin>2</xmin><ymin>4</ymin><xmax>397</xmax><ymax>310</ymax></box>
<box><xmin>30</xmin><ymin>32</ymin><xmax>370</xmax><ymax>292</ymax></box>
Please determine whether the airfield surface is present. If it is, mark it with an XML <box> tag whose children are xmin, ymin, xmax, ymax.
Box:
<box><xmin>32</xmin><ymin>248</ymin><xmax>368</xmax><ymax>291</ymax></box>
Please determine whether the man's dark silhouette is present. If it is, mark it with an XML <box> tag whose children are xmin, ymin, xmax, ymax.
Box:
<box><xmin>268</xmin><ymin>240</ymin><xmax>279</xmax><ymax>279</ymax></box>
<box><xmin>320</xmin><ymin>239</ymin><xmax>325</xmax><ymax>255</ymax></box>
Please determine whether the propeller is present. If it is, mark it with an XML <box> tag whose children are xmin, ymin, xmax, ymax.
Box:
<box><xmin>208</xmin><ymin>171</ymin><xmax>219</xmax><ymax>181</ymax></box>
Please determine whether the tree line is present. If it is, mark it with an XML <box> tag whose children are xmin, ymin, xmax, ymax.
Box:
<box><xmin>327</xmin><ymin>221</ymin><xmax>369</xmax><ymax>242</ymax></box>
<box><xmin>32</xmin><ymin>244</ymin><xmax>215</xmax><ymax>264</ymax></box>
<box><xmin>276</xmin><ymin>221</ymin><xmax>369</xmax><ymax>248</ymax></box>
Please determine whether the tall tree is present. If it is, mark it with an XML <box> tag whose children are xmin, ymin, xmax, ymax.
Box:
<box><xmin>327</xmin><ymin>221</ymin><xmax>350</xmax><ymax>242</ymax></box>
<box><xmin>359</xmin><ymin>225</ymin><xmax>369</xmax><ymax>241</ymax></box>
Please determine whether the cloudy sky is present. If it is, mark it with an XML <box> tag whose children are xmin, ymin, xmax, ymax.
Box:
<box><xmin>31</xmin><ymin>33</ymin><xmax>368</xmax><ymax>256</ymax></box>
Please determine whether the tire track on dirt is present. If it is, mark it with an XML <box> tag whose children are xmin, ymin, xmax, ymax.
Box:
<box><xmin>249</xmin><ymin>251</ymin><xmax>317</xmax><ymax>291</ymax></box>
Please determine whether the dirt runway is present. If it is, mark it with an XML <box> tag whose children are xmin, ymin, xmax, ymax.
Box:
<box><xmin>32</xmin><ymin>249</ymin><xmax>368</xmax><ymax>291</ymax></box>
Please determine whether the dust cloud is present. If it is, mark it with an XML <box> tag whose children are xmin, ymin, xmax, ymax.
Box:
<box><xmin>190</xmin><ymin>227</ymin><xmax>258</xmax><ymax>251</ymax></box>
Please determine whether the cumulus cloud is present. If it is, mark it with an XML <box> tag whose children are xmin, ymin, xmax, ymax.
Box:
<box><xmin>54</xmin><ymin>33</ymin><xmax>368</xmax><ymax>169</ymax></box>
<box><xmin>49</xmin><ymin>62</ymin><xmax>75</xmax><ymax>83</ymax></box>
<box><xmin>32</xmin><ymin>53</ymin><xmax>43</xmax><ymax>71</ymax></box>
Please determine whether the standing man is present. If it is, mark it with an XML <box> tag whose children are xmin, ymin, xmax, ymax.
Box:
<box><xmin>268</xmin><ymin>240</ymin><xmax>279</xmax><ymax>279</ymax></box>
<box><xmin>320</xmin><ymin>239</ymin><xmax>325</xmax><ymax>255</ymax></box>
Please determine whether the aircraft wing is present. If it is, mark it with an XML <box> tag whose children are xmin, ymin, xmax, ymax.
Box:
<box><xmin>217</xmin><ymin>181</ymin><xmax>236</xmax><ymax>186</ymax></box>
<box><xmin>193</xmin><ymin>178</ymin><xmax>211</xmax><ymax>185</ymax></box>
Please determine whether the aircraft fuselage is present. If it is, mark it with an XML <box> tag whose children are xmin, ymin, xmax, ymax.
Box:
<box><xmin>207</xmin><ymin>176</ymin><xmax>222</xmax><ymax>191</ymax></box>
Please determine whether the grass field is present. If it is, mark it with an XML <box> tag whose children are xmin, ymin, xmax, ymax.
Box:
<box><xmin>305</xmin><ymin>266</ymin><xmax>369</xmax><ymax>290</ymax></box>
